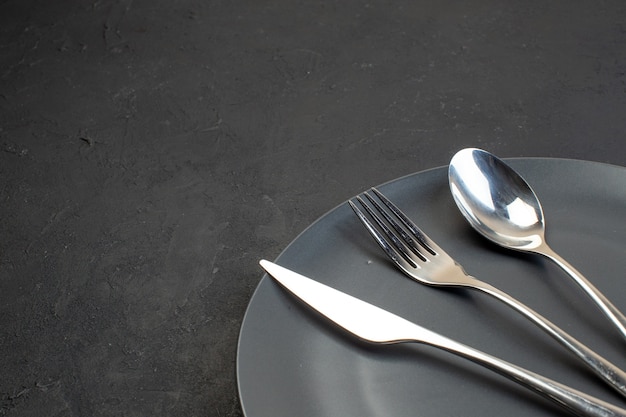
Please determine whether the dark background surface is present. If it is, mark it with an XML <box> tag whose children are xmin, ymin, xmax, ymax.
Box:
<box><xmin>1</xmin><ymin>1</ymin><xmax>625</xmax><ymax>416</ymax></box>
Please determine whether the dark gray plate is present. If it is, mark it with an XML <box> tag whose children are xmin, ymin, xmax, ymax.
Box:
<box><xmin>237</xmin><ymin>158</ymin><xmax>626</xmax><ymax>417</ymax></box>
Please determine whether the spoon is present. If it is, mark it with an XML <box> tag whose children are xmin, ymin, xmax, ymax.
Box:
<box><xmin>448</xmin><ymin>147</ymin><xmax>626</xmax><ymax>342</ymax></box>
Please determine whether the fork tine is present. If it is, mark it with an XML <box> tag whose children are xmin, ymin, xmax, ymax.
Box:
<box><xmin>358</xmin><ymin>195</ymin><xmax>423</xmax><ymax>262</ymax></box>
<box><xmin>370</xmin><ymin>187</ymin><xmax>437</xmax><ymax>255</ymax></box>
<box><xmin>348</xmin><ymin>200</ymin><xmax>418</xmax><ymax>269</ymax></box>
<box><xmin>362</xmin><ymin>192</ymin><xmax>427</xmax><ymax>261</ymax></box>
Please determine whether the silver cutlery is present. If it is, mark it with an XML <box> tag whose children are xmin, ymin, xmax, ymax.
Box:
<box><xmin>448</xmin><ymin>148</ymin><xmax>626</xmax><ymax>342</ymax></box>
<box><xmin>349</xmin><ymin>188</ymin><xmax>626</xmax><ymax>397</ymax></box>
<box><xmin>260</xmin><ymin>259</ymin><xmax>626</xmax><ymax>417</ymax></box>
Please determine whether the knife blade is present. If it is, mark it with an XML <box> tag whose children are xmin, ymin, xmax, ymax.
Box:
<box><xmin>259</xmin><ymin>259</ymin><xmax>626</xmax><ymax>417</ymax></box>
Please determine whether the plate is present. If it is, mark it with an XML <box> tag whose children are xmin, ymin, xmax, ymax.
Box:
<box><xmin>237</xmin><ymin>158</ymin><xmax>626</xmax><ymax>416</ymax></box>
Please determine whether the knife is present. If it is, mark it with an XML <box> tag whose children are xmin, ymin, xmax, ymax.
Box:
<box><xmin>259</xmin><ymin>259</ymin><xmax>626</xmax><ymax>417</ymax></box>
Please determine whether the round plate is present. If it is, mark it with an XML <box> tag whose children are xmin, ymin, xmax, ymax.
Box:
<box><xmin>237</xmin><ymin>158</ymin><xmax>626</xmax><ymax>416</ymax></box>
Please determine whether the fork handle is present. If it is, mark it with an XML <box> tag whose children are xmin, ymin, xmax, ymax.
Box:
<box><xmin>416</xmin><ymin>329</ymin><xmax>626</xmax><ymax>417</ymax></box>
<box><xmin>473</xmin><ymin>279</ymin><xmax>626</xmax><ymax>398</ymax></box>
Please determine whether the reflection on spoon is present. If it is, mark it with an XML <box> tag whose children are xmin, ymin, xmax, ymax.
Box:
<box><xmin>448</xmin><ymin>147</ymin><xmax>626</xmax><ymax>343</ymax></box>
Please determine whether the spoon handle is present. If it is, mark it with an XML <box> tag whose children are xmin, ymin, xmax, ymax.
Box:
<box><xmin>539</xmin><ymin>244</ymin><xmax>626</xmax><ymax>343</ymax></box>
<box><xmin>472</xmin><ymin>279</ymin><xmax>626</xmax><ymax>398</ymax></box>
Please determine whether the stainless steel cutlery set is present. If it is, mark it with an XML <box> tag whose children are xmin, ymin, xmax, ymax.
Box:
<box><xmin>259</xmin><ymin>148</ymin><xmax>626</xmax><ymax>416</ymax></box>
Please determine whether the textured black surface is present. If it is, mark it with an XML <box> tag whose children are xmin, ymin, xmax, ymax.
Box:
<box><xmin>0</xmin><ymin>1</ymin><xmax>625</xmax><ymax>416</ymax></box>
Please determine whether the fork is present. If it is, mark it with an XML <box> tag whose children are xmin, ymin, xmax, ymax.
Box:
<box><xmin>349</xmin><ymin>187</ymin><xmax>626</xmax><ymax>398</ymax></box>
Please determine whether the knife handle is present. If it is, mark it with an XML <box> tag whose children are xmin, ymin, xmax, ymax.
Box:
<box><xmin>416</xmin><ymin>327</ymin><xmax>626</xmax><ymax>417</ymax></box>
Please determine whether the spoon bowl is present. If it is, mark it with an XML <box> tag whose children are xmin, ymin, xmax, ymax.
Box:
<box><xmin>448</xmin><ymin>149</ymin><xmax>546</xmax><ymax>251</ymax></box>
<box><xmin>448</xmin><ymin>147</ymin><xmax>626</xmax><ymax>342</ymax></box>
